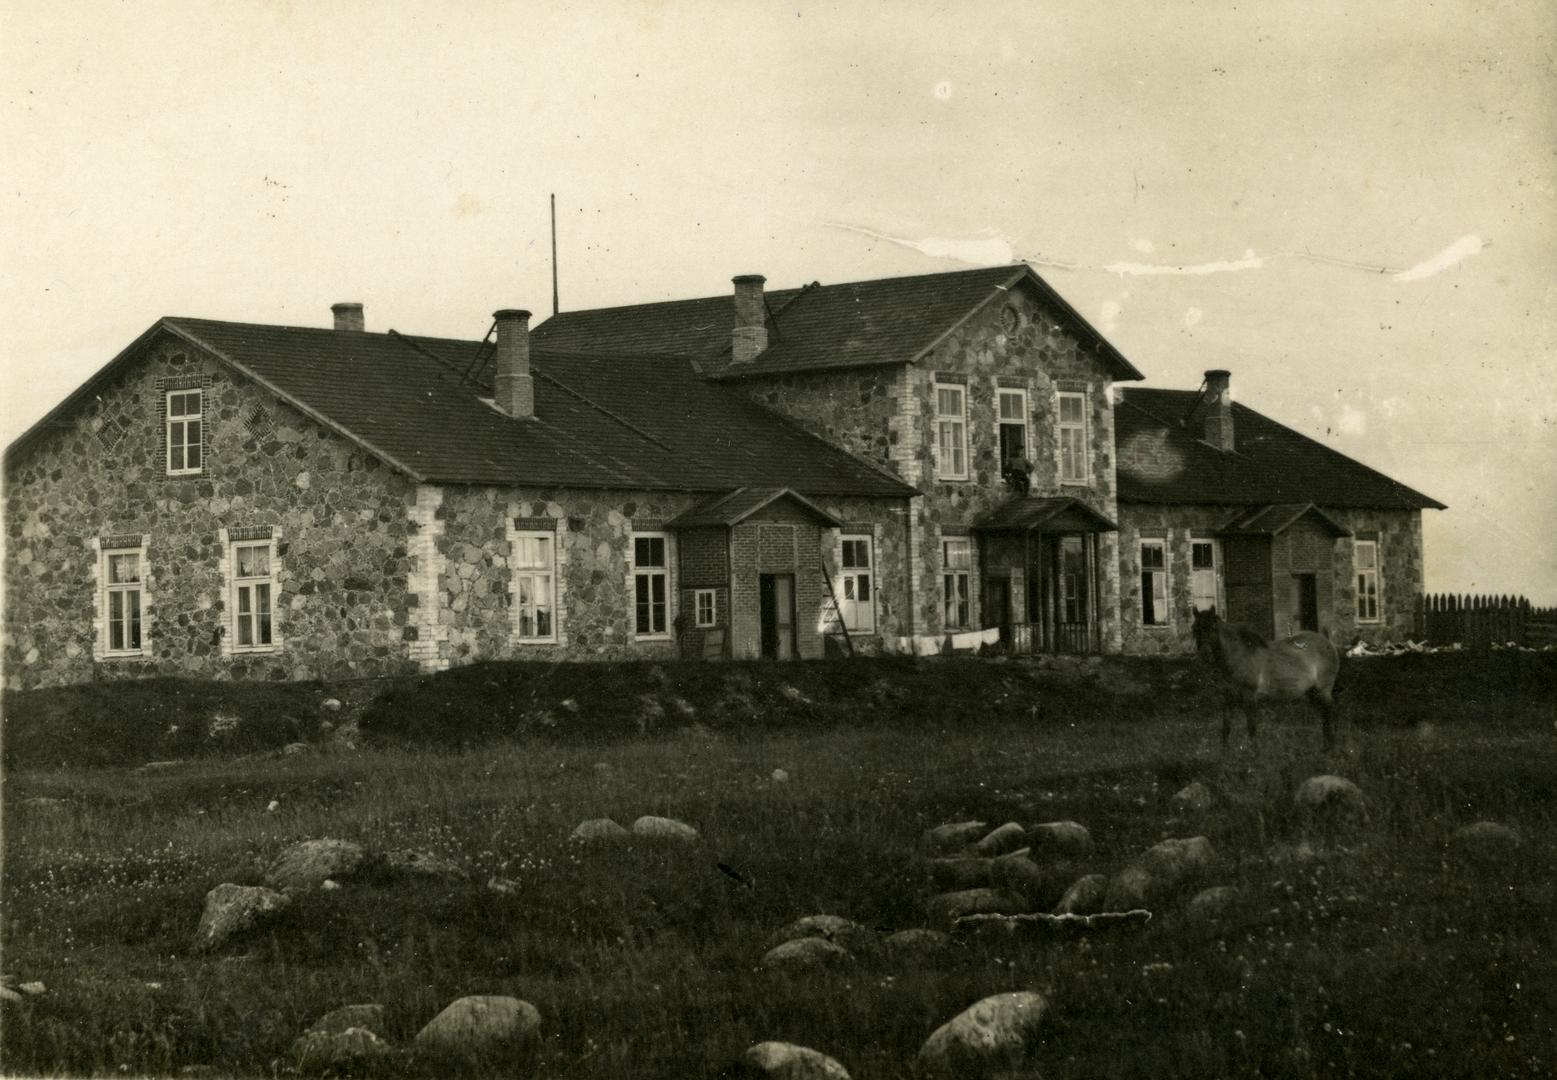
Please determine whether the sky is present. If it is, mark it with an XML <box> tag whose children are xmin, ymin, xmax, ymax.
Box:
<box><xmin>3</xmin><ymin>0</ymin><xmax>1554</xmax><ymax>603</ymax></box>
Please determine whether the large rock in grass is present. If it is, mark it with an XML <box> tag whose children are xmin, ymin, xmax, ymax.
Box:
<box><xmin>385</xmin><ymin>849</ymin><xmax>465</xmax><ymax>879</ymax></box>
<box><xmin>570</xmin><ymin>817</ymin><xmax>630</xmax><ymax>843</ymax></box>
<box><xmin>1293</xmin><ymin>776</ymin><xmax>1368</xmax><ymax>832</ymax></box>
<box><xmin>1053</xmin><ymin>873</ymin><xmax>1108</xmax><ymax>916</ymax></box>
<box><xmin>306</xmin><ymin>1004</ymin><xmax>386</xmax><ymax>1036</ymax></box>
<box><xmin>990</xmin><ymin>853</ymin><xmax>1061</xmax><ymax>906</ymax></box>
<box><xmin>289</xmin><ymin>1027</ymin><xmax>393</xmax><ymax>1074</ymax></box>
<box><xmin>1026</xmin><ymin>820</ymin><xmax>1093</xmax><ymax>857</ymax></box>
<box><xmin>973</xmin><ymin>822</ymin><xmax>1027</xmax><ymax>857</ymax></box>
<box><xmin>265</xmin><ymin>839</ymin><xmax>366</xmax><ymax>892</ymax></box>
<box><xmin>192</xmin><ymin>884</ymin><xmax>290</xmax><ymax>953</ymax></box>
<box><xmin>761</xmin><ymin>937</ymin><xmax>852</xmax><ymax>971</ymax></box>
<box><xmin>1448</xmin><ymin>821</ymin><xmax>1523</xmax><ymax>860</ymax></box>
<box><xmin>923</xmin><ymin>820</ymin><xmax>988</xmax><ymax>851</ymax></box>
<box><xmin>414</xmin><ymin>995</ymin><xmax>541</xmax><ymax>1062</ymax></box>
<box><xmin>926</xmin><ymin>888</ymin><xmax>1033</xmax><ymax>924</ymax></box>
<box><xmin>1103</xmin><ymin>865</ymin><xmax>1155</xmax><ymax>912</ymax></box>
<box><xmin>918</xmin><ymin>991</ymin><xmax>1048</xmax><ymax>1076</ymax></box>
<box><xmin>883</xmin><ymin>928</ymin><xmax>954</xmax><ymax>960</ymax></box>
<box><xmin>924</xmin><ymin>847</ymin><xmax>1033</xmax><ymax>891</ymax></box>
<box><xmin>631</xmin><ymin>815</ymin><xmax>700</xmax><ymax>842</ymax></box>
<box><xmin>1139</xmin><ymin>836</ymin><xmax>1215</xmax><ymax>889</ymax></box>
<box><xmin>1184</xmin><ymin>886</ymin><xmax>1245</xmax><ymax>924</ymax></box>
<box><xmin>1172</xmin><ymin>782</ymin><xmax>1214</xmax><ymax>813</ymax></box>
<box><xmin>769</xmin><ymin>915</ymin><xmax>875</xmax><ymax>954</ymax></box>
<box><xmin>738</xmin><ymin>1041</ymin><xmax>852</xmax><ymax>1079</ymax></box>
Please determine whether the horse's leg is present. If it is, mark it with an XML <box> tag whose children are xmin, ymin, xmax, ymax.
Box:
<box><xmin>1311</xmin><ymin>687</ymin><xmax>1336</xmax><ymax>751</ymax></box>
<box><xmin>1221</xmin><ymin>706</ymin><xmax>1231</xmax><ymax>750</ymax></box>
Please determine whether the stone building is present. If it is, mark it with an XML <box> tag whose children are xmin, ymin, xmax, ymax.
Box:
<box><xmin>3</xmin><ymin>265</ymin><xmax>1443</xmax><ymax>688</ymax></box>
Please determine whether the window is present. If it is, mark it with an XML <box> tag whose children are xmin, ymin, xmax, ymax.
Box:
<box><xmin>102</xmin><ymin>548</ymin><xmax>144</xmax><ymax>655</ymax></box>
<box><xmin>231</xmin><ymin>540</ymin><xmax>276</xmax><ymax>650</ymax></box>
<box><xmin>1059</xmin><ymin>536</ymin><xmax>1087</xmax><ymax>625</ymax></box>
<box><xmin>694</xmin><ymin>589</ymin><xmax>716</xmax><ymax>628</ymax></box>
<box><xmin>1058</xmin><ymin>391</ymin><xmax>1089</xmax><ymax>484</ymax></box>
<box><xmin>997</xmin><ymin>388</ymin><xmax>1029</xmax><ymax>473</ymax></box>
<box><xmin>838</xmin><ymin>534</ymin><xmax>875</xmax><ymax>633</ymax></box>
<box><xmin>934</xmin><ymin>383</ymin><xmax>968</xmax><ymax>480</ymax></box>
<box><xmin>1140</xmin><ymin>539</ymin><xmax>1169</xmax><ymax>626</ymax></box>
<box><xmin>166</xmin><ymin>389</ymin><xmax>203</xmax><ymax>475</ymax></box>
<box><xmin>1190</xmin><ymin>540</ymin><xmax>1219</xmax><ymax>613</ymax></box>
<box><xmin>513</xmin><ymin>532</ymin><xmax>557</xmax><ymax>641</ymax></box>
<box><xmin>942</xmin><ymin>538</ymin><xmax>971</xmax><ymax>629</ymax></box>
<box><xmin>1355</xmin><ymin>539</ymin><xmax>1382</xmax><ymax>623</ymax></box>
<box><xmin>632</xmin><ymin>533</ymin><xmax>670</xmax><ymax>638</ymax></box>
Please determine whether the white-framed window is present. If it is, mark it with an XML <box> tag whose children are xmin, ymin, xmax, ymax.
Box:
<box><xmin>1355</xmin><ymin>539</ymin><xmax>1382</xmax><ymax>623</ymax></box>
<box><xmin>934</xmin><ymin>382</ymin><xmax>968</xmax><ymax>480</ymax></box>
<box><xmin>513</xmin><ymin>532</ymin><xmax>557</xmax><ymax>642</ymax></box>
<box><xmin>166</xmin><ymin>389</ymin><xmax>203</xmax><ymax>475</ymax></box>
<box><xmin>942</xmin><ymin>537</ymin><xmax>971</xmax><ymax>629</ymax></box>
<box><xmin>838</xmin><ymin>534</ymin><xmax>875</xmax><ymax>633</ymax></box>
<box><xmin>1190</xmin><ymin>539</ymin><xmax>1220</xmax><ymax>613</ymax></box>
<box><xmin>997</xmin><ymin>387</ymin><xmax>1029</xmax><ymax>473</ymax></box>
<box><xmin>1058</xmin><ymin>390</ymin><xmax>1089</xmax><ymax>485</ymax></box>
<box><xmin>231</xmin><ymin>538</ymin><xmax>278</xmax><ymax>651</ymax></box>
<box><xmin>1140</xmin><ymin>538</ymin><xmax>1169</xmax><ymax>626</ymax></box>
<box><xmin>632</xmin><ymin>533</ymin><xmax>671</xmax><ymax>638</ymax></box>
<box><xmin>694</xmin><ymin>588</ymin><xmax>717</xmax><ymax>628</ymax></box>
<box><xmin>102</xmin><ymin>546</ymin><xmax>145</xmax><ymax>656</ymax></box>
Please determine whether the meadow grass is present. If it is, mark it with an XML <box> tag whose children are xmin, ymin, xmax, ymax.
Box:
<box><xmin>2</xmin><ymin>653</ymin><xmax>1555</xmax><ymax>1077</ymax></box>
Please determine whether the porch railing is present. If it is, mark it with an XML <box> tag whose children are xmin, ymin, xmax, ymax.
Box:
<box><xmin>1009</xmin><ymin>621</ymin><xmax>1096</xmax><ymax>655</ymax></box>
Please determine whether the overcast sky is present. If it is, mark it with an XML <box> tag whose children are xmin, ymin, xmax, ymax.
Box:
<box><xmin>3</xmin><ymin>1</ymin><xmax>1553</xmax><ymax>603</ymax></box>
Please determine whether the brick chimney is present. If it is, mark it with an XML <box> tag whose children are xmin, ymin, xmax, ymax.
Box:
<box><xmin>331</xmin><ymin>303</ymin><xmax>364</xmax><ymax>332</ymax></box>
<box><xmin>1203</xmin><ymin>369</ymin><xmax>1234</xmax><ymax>451</ymax></box>
<box><xmin>492</xmin><ymin>309</ymin><xmax>534</xmax><ymax>418</ymax></box>
<box><xmin>731</xmin><ymin>274</ymin><xmax>768</xmax><ymax>363</ymax></box>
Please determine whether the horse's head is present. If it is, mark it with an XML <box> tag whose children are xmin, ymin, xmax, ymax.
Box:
<box><xmin>1191</xmin><ymin>607</ymin><xmax>1221</xmax><ymax>659</ymax></box>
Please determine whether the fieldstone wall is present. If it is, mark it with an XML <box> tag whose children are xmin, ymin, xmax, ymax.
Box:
<box><xmin>1327</xmin><ymin>507</ymin><xmax>1425</xmax><ymax>644</ymax></box>
<box><xmin>3</xmin><ymin>333</ymin><xmax>422</xmax><ymax>689</ymax></box>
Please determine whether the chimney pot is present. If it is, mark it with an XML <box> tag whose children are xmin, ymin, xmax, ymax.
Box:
<box><xmin>731</xmin><ymin>274</ymin><xmax>768</xmax><ymax>363</ymax></box>
<box><xmin>1203</xmin><ymin>369</ymin><xmax>1234</xmax><ymax>451</ymax></box>
<box><xmin>331</xmin><ymin>303</ymin><xmax>364</xmax><ymax>332</ymax></box>
<box><xmin>493</xmin><ymin>309</ymin><xmax>534</xmax><ymax>418</ymax></box>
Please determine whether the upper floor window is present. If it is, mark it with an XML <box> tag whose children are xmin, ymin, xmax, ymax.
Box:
<box><xmin>1140</xmin><ymin>538</ymin><xmax>1169</xmax><ymax>626</ymax></box>
<box><xmin>103</xmin><ymin>547</ymin><xmax>145</xmax><ymax>656</ymax></box>
<box><xmin>633</xmin><ymin>533</ymin><xmax>670</xmax><ymax>638</ymax></box>
<box><xmin>1058</xmin><ymin>391</ymin><xmax>1089</xmax><ymax>485</ymax></box>
<box><xmin>1190</xmin><ymin>539</ymin><xmax>1220</xmax><ymax>613</ymax></box>
<box><xmin>513</xmin><ymin>532</ymin><xmax>557</xmax><ymax>642</ymax></box>
<box><xmin>1355</xmin><ymin>539</ymin><xmax>1382</xmax><ymax>623</ymax></box>
<box><xmin>942</xmin><ymin>538</ymin><xmax>971</xmax><ymax>629</ymax></box>
<box><xmin>231</xmin><ymin>538</ymin><xmax>277</xmax><ymax>651</ymax></box>
<box><xmin>166</xmin><ymin>389</ymin><xmax>203</xmax><ymax>475</ymax></box>
<box><xmin>997</xmin><ymin>388</ymin><xmax>1029</xmax><ymax>474</ymax></box>
<box><xmin>934</xmin><ymin>383</ymin><xmax>968</xmax><ymax>480</ymax></box>
<box><xmin>838</xmin><ymin>534</ymin><xmax>875</xmax><ymax>633</ymax></box>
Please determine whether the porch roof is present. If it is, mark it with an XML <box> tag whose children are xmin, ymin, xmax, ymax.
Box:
<box><xmin>664</xmin><ymin>486</ymin><xmax>843</xmax><ymax>529</ymax></box>
<box><xmin>971</xmin><ymin>496</ymin><xmax>1118</xmax><ymax>534</ymax></box>
<box><xmin>1219</xmin><ymin>502</ymin><xmax>1351</xmax><ymax>537</ymax></box>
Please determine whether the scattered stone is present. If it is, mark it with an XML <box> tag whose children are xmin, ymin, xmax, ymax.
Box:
<box><xmin>320</xmin><ymin>880</ymin><xmax>341</xmax><ymax>891</ymax></box>
<box><xmin>1185</xmin><ymin>886</ymin><xmax>1244</xmax><ymax>924</ymax></box>
<box><xmin>924</xmin><ymin>855</ymin><xmax>999</xmax><ymax>891</ymax></box>
<box><xmin>923</xmin><ymin>820</ymin><xmax>988</xmax><ymax>851</ymax></box>
<box><xmin>761</xmin><ymin>937</ymin><xmax>852</xmax><ymax>971</ymax></box>
<box><xmin>1172</xmin><ymin>781</ymin><xmax>1214</xmax><ymax>812</ymax></box>
<box><xmin>17</xmin><ymin>981</ymin><xmax>46</xmax><ymax>996</ymax></box>
<box><xmin>989</xmin><ymin>852</ymin><xmax>1052</xmax><ymax>903</ymax></box>
<box><xmin>265</xmin><ymin>839</ymin><xmax>366</xmax><ymax>892</ymax></box>
<box><xmin>1449</xmin><ymin>821</ymin><xmax>1523</xmax><ymax>857</ymax></box>
<box><xmin>771</xmin><ymin>768</ymin><xmax>791</xmax><ymax>783</ymax></box>
<box><xmin>1139</xmin><ymin>836</ymin><xmax>1216</xmax><ymax>889</ymax></box>
<box><xmin>306</xmin><ymin>1004</ymin><xmax>385</xmax><ymax>1036</ymax></box>
<box><xmin>926</xmin><ymin>888</ymin><xmax>1033</xmax><ymax>924</ymax></box>
<box><xmin>631</xmin><ymin>815</ymin><xmax>700</xmax><ymax>842</ymax></box>
<box><xmin>282</xmin><ymin>742</ymin><xmax>311</xmax><ymax>756</ymax></box>
<box><xmin>1053</xmin><ymin>873</ymin><xmax>1109</xmax><ymax>916</ymax></box>
<box><xmin>487</xmin><ymin>877</ymin><xmax>519</xmax><ymax>895</ymax></box>
<box><xmin>882</xmin><ymin>928</ymin><xmax>954</xmax><ymax>959</ymax></box>
<box><xmin>1026</xmin><ymin>820</ymin><xmax>1093</xmax><ymax>857</ymax></box>
<box><xmin>593</xmin><ymin>761</ymin><xmax>612</xmax><ymax>776</ymax></box>
<box><xmin>0</xmin><ymin>986</ymin><xmax>22</xmax><ymax>1005</ymax></box>
<box><xmin>739</xmin><ymin>1041</ymin><xmax>852</xmax><ymax>1079</ymax></box>
<box><xmin>207</xmin><ymin>713</ymin><xmax>241</xmax><ymax>738</ymax></box>
<box><xmin>192</xmin><ymin>883</ymin><xmax>290</xmax><ymax>953</ymax></box>
<box><xmin>768</xmin><ymin>915</ymin><xmax>875</xmax><ymax>954</ymax></box>
<box><xmin>1294</xmin><ymin>775</ymin><xmax>1368</xmax><ymax>830</ymax></box>
<box><xmin>954</xmin><ymin>910</ymin><xmax>1152</xmax><ymax>939</ymax></box>
<box><xmin>385</xmin><ymin>848</ymin><xmax>466</xmax><ymax>878</ymax></box>
<box><xmin>570</xmin><ymin>818</ymin><xmax>630</xmax><ymax>843</ymax></box>
<box><xmin>918</xmin><ymin>991</ymin><xmax>1048</xmax><ymax>1076</ymax></box>
<box><xmin>1104</xmin><ymin>865</ymin><xmax>1155</xmax><ymax>912</ymax></box>
<box><xmin>289</xmin><ymin>1027</ymin><xmax>393</xmax><ymax>1074</ymax></box>
<box><xmin>559</xmin><ymin>698</ymin><xmax>581</xmax><ymax>714</ymax></box>
<box><xmin>973</xmin><ymin>822</ymin><xmax>1027</xmax><ymax>857</ymax></box>
<box><xmin>415</xmin><ymin>995</ymin><xmax>541</xmax><ymax>1062</ymax></box>
<box><xmin>321</xmin><ymin>698</ymin><xmax>342</xmax><ymax>712</ymax></box>
<box><xmin>266</xmin><ymin>800</ymin><xmax>280</xmax><ymax>813</ymax></box>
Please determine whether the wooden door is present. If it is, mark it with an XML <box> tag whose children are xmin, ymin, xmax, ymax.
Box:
<box><xmin>760</xmin><ymin>574</ymin><xmax>797</xmax><ymax>660</ymax></box>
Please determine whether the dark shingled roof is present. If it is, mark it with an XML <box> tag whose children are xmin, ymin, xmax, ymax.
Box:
<box><xmin>5</xmin><ymin>317</ymin><xmax>916</xmax><ymax>500</ymax></box>
<box><xmin>1220</xmin><ymin>503</ymin><xmax>1350</xmax><ymax>537</ymax></box>
<box><xmin>972</xmin><ymin>496</ymin><xmax>1119</xmax><ymax>533</ymax></box>
<box><xmin>665</xmin><ymin>488</ymin><xmax>842</xmax><ymax>529</ymax></box>
<box><xmin>1116</xmin><ymin>388</ymin><xmax>1445</xmax><ymax>510</ymax></box>
<box><xmin>531</xmin><ymin>265</ymin><xmax>1145</xmax><ymax>381</ymax></box>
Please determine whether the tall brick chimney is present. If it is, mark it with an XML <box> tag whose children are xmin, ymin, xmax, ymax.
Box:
<box><xmin>731</xmin><ymin>274</ymin><xmax>768</xmax><ymax>363</ymax></box>
<box><xmin>1203</xmin><ymin>369</ymin><xmax>1234</xmax><ymax>451</ymax></box>
<box><xmin>331</xmin><ymin>303</ymin><xmax>364</xmax><ymax>332</ymax></box>
<box><xmin>492</xmin><ymin>309</ymin><xmax>534</xmax><ymax>419</ymax></box>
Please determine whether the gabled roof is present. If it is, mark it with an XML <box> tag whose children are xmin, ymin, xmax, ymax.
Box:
<box><xmin>4</xmin><ymin>318</ymin><xmax>917</xmax><ymax>500</ymax></box>
<box><xmin>1220</xmin><ymin>503</ymin><xmax>1350</xmax><ymax>537</ymax></box>
<box><xmin>531</xmin><ymin>265</ymin><xmax>1145</xmax><ymax>381</ymax></box>
<box><xmin>664</xmin><ymin>487</ymin><xmax>842</xmax><ymax>529</ymax></box>
<box><xmin>972</xmin><ymin>496</ymin><xmax>1119</xmax><ymax>533</ymax></box>
<box><xmin>1115</xmin><ymin>388</ymin><xmax>1445</xmax><ymax>511</ymax></box>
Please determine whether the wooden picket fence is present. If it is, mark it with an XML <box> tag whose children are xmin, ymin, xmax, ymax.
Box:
<box><xmin>1414</xmin><ymin>593</ymin><xmax>1557</xmax><ymax>649</ymax></box>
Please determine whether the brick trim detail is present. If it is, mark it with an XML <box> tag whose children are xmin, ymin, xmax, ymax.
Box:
<box><xmin>407</xmin><ymin>485</ymin><xmax>450</xmax><ymax>670</ymax></box>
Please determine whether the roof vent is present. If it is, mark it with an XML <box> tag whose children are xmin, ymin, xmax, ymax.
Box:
<box><xmin>331</xmin><ymin>303</ymin><xmax>364</xmax><ymax>332</ymax></box>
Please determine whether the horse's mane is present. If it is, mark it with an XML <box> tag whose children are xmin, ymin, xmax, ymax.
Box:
<box><xmin>1225</xmin><ymin>622</ymin><xmax>1270</xmax><ymax>650</ymax></box>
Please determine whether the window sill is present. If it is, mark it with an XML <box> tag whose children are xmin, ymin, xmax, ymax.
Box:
<box><xmin>1141</xmin><ymin>623</ymin><xmax>1174</xmax><ymax>630</ymax></box>
<box><xmin>515</xmin><ymin>637</ymin><xmax>560</xmax><ymax>646</ymax></box>
<box><xmin>635</xmin><ymin>634</ymin><xmax>673</xmax><ymax>643</ymax></box>
<box><xmin>165</xmin><ymin>470</ymin><xmax>205</xmax><ymax>478</ymax></box>
<box><xmin>232</xmin><ymin>646</ymin><xmax>280</xmax><ymax>654</ymax></box>
<box><xmin>101</xmin><ymin>650</ymin><xmax>148</xmax><ymax>660</ymax></box>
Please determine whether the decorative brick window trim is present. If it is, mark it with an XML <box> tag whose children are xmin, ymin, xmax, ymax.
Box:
<box><xmin>228</xmin><ymin>525</ymin><xmax>274</xmax><ymax>541</ymax></box>
<box><xmin>155</xmin><ymin>374</ymin><xmax>214</xmax><ymax>479</ymax></box>
<box><xmin>99</xmin><ymin>533</ymin><xmax>144</xmax><ymax>550</ymax></box>
<box><xmin>513</xmin><ymin>517</ymin><xmax>556</xmax><ymax>532</ymax></box>
<box><xmin>156</xmin><ymin>374</ymin><xmax>211</xmax><ymax>391</ymax></box>
<box><xmin>940</xmin><ymin>524</ymin><xmax>971</xmax><ymax>537</ymax></box>
<box><xmin>932</xmin><ymin>371</ymin><xmax>970</xmax><ymax>384</ymax></box>
<box><xmin>508</xmin><ymin>515</ymin><xmax>567</xmax><ymax>647</ymax></box>
<box><xmin>632</xmin><ymin>519</ymin><xmax>668</xmax><ymax>531</ymax></box>
<box><xmin>842</xmin><ymin>521</ymin><xmax>876</xmax><ymax>534</ymax></box>
<box><xmin>91</xmin><ymin>534</ymin><xmax>152</xmax><ymax>661</ymax></box>
<box><xmin>996</xmin><ymin>375</ymin><xmax>1030</xmax><ymax>389</ymax></box>
<box><xmin>220</xmin><ymin>526</ymin><xmax>284</xmax><ymax>655</ymax></box>
<box><xmin>1057</xmin><ymin>379</ymin><xmax>1091</xmax><ymax>393</ymax></box>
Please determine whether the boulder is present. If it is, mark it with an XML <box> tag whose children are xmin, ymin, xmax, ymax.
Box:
<box><xmin>990</xmin><ymin>853</ymin><xmax>1056</xmax><ymax>904</ymax></box>
<box><xmin>570</xmin><ymin>817</ymin><xmax>631</xmax><ymax>843</ymax></box>
<box><xmin>918</xmin><ymin>991</ymin><xmax>1049</xmax><ymax>1076</ymax></box>
<box><xmin>1449</xmin><ymin>821</ymin><xmax>1522</xmax><ymax>858</ymax></box>
<box><xmin>1185</xmin><ymin>886</ymin><xmax>1244</xmax><ymax>924</ymax></box>
<box><xmin>289</xmin><ymin>1027</ymin><xmax>393</xmax><ymax>1074</ymax></box>
<box><xmin>1103</xmin><ymin>866</ymin><xmax>1154</xmax><ymax>912</ymax></box>
<box><xmin>631</xmin><ymin>815</ymin><xmax>700</xmax><ymax>842</ymax></box>
<box><xmin>414</xmin><ymin>995</ymin><xmax>541</xmax><ymax>1062</ymax></box>
<box><xmin>306</xmin><ymin>1004</ymin><xmax>386</xmax><ymax>1036</ymax></box>
<box><xmin>1026</xmin><ymin>820</ymin><xmax>1093</xmax><ymax>857</ymax></box>
<box><xmin>192</xmin><ymin>884</ymin><xmax>290</xmax><ymax>953</ymax></box>
<box><xmin>1172</xmin><ymin>781</ymin><xmax>1214</xmax><ymax>813</ymax></box>
<box><xmin>321</xmin><ymin>698</ymin><xmax>343</xmax><ymax>712</ymax></box>
<box><xmin>0</xmin><ymin>986</ymin><xmax>21</xmax><ymax>1005</ymax></box>
<box><xmin>923</xmin><ymin>820</ymin><xmax>988</xmax><ymax>851</ymax></box>
<box><xmin>265</xmin><ymin>839</ymin><xmax>366</xmax><ymax>892</ymax></box>
<box><xmin>1053</xmin><ymin>873</ymin><xmax>1109</xmax><ymax>916</ymax></box>
<box><xmin>738</xmin><ymin>1041</ymin><xmax>852</xmax><ymax>1079</ymax></box>
<box><xmin>761</xmin><ymin>937</ymin><xmax>852</xmax><ymax>970</ymax></box>
<box><xmin>924</xmin><ymin>856</ymin><xmax>999</xmax><ymax>891</ymax></box>
<box><xmin>281</xmin><ymin>742</ymin><xmax>311</xmax><ymax>756</ymax></box>
<box><xmin>768</xmin><ymin>914</ymin><xmax>873</xmax><ymax>953</ymax></box>
<box><xmin>926</xmin><ymin>888</ymin><xmax>1032</xmax><ymax>924</ymax></box>
<box><xmin>1293</xmin><ymin>775</ymin><xmax>1368</xmax><ymax>831</ymax></box>
<box><xmin>1139</xmin><ymin>836</ymin><xmax>1215</xmax><ymax>890</ymax></box>
<box><xmin>771</xmin><ymin>768</ymin><xmax>791</xmax><ymax>784</ymax></box>
<box><xmin>385</xmin><ymin>849</ymin><xmax>465</xmax><ymax>879</ymax></box>
<box><xmin>882</xmin><ymin>928</ymin><xmax>954</xmax><ymax>959</ymax></box>
<box><xmin>973</xmin><ymin>822</ymin><xmax>1027</xmax><ymax>857</ymax></box>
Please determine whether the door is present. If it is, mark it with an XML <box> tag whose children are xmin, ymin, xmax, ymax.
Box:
<box><xmin>984</xmin><ymin>577</ymin><xmax>1012</xmax><ymax>645</ymax></box>
<box><xmin>759</xmin><ymin>574</ymin><xmax>797</xmax><ymax>659</ymax></box>
<box><xmin>1056</xmin><ymin>536</ymin><xmax>1089</xmax><ymax>653</ymax></box>
<box><xmin>1294</xmin><ymin>573</ymin><xmax>1319</xmax><ymax>633</ymax></box>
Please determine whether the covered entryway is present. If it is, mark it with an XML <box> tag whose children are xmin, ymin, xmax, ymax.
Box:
<box><xmin>759</xmin><ymin>573</ymin><xmax>798</xmax><ymax>659</ymax></box>
<box><xmin>1219</xmin><ymin>503</ymin><xmax>1350</xmax><ymax>640</ymax></box>
<box><xmin>972</xmin><ymin>497</ymin><xmax>1118</xmax><ymax>654</ymax></box>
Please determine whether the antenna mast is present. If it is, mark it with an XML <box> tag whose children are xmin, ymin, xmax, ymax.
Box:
<box><xmin>550</xmin><ymin>193</ymin><xmax>559</xmax><ymax>316</ymax></box>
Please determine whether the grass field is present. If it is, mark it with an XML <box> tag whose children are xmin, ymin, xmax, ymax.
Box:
<box><xmin>2</xmin><ymin>652</ymin><xmax>1555</xmax><ymax>1078</ymax></box>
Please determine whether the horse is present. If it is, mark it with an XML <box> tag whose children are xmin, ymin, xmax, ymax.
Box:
<box><xmin>1191</xmin><ymin>608</ymin><xmax>1342</xmax><ymax>750</ymax></box>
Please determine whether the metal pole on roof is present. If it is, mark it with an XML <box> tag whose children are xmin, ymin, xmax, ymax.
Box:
<box><xmin>551</xmin><ymin>193</ymin><xmax>560</xmax><ymax>317</ymax></box>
